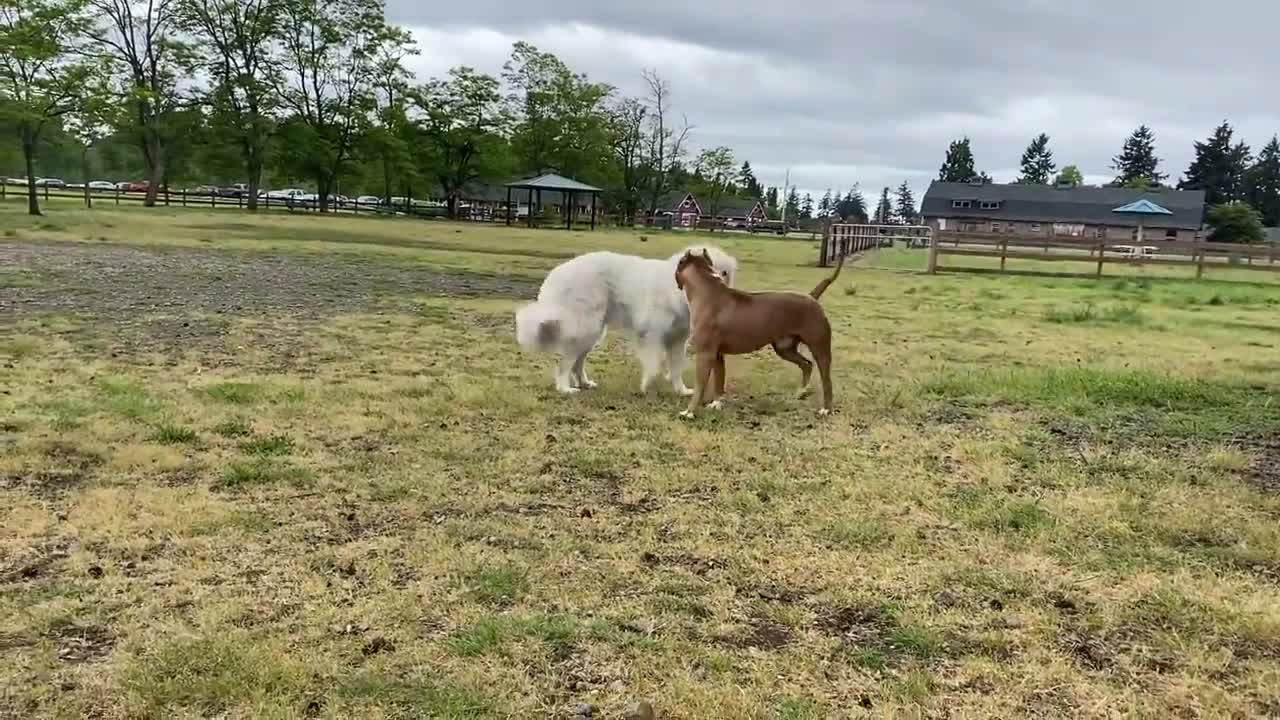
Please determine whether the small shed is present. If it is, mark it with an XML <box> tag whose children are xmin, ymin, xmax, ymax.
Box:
<box><xmin>504</xmin><ymin>173</ymin><xmax>603</xmax><ymax>230</ymax></box>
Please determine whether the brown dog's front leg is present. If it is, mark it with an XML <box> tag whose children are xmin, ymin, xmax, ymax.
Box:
<box><xmin>681</xmin><ymin>352</ymin><xmax>715</xmax><ymax>418</ymax></box>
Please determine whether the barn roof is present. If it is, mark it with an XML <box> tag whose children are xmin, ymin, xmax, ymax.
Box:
<box><xmin>921</xmin><ymin>181</ymin><xmax>1205</xmax><ymax>229</ymax></box>
<box><xmin>504</xmin><ymin>172</ymin><xmax>602</xmax><ymax>193</ymax></box>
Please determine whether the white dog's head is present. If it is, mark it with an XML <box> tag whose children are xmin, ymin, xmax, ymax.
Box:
<box><xmin>670</xmin><ymin>245</ymin><xmax>738</xmax><ymax>287</ymax></box>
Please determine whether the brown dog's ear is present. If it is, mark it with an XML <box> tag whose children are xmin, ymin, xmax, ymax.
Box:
<box><xmin>702</xmin><ymin>248</ymin><xmax>711</xmax><ymax>261</ymax></box>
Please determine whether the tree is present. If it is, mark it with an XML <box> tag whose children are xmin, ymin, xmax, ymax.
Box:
<box><xmin>1247</xmin><ymin>136</ymin><xmax>1280</xmax><ymax>227</ymax></box>
<box><xmin>938</xmin><ymin>137</ymin><xmax>977</xmax><ymax>182</ymax></box>
<box><xmin>361</xmin><ymin>37</ymin><xmax>417</xmax><ymax>203</ymax></box>
<box><xmin>606</xmin><ymin>95</ymin><xmax>648</xmax><ymax>224</ymax></box>
<box><xmin>503</xmin><ymin>42</ymin><xmax>613</xmax><ymax>183</ymax></box>
<box><xmin>415</xmin><ymin>67</ymin><xmax>507</xmax><ymax>220</ymax></box>
<box><xmin>88</xmin><ymin>0</ymin><xmax>193</xmax><ymax>207</ymax></box>
<box><xmin>740</xmin><ymin>160</ymin><xmax>761</xmax><ymax>199</ymax></box>
<box><xmin>818</xmin><ymin>189</ymin><xmax>833</xmax><ymax>218</ymax></box>
<box><xmin>894</xmin><ymin>180</ymin><xmax>916</xmax><ymax>224</ymax></box>
<box><xmin>1111</xmin><ymin>124</ymin><xmax>1166</xmax><ymax>187</ymax></box>
<box><xmin>178</xmin><ymin>0</ymin><xmax>283</xmax><ymax>210</ymax></box>
<box><xmin>0</xmin><ymin>0</ymin><xmax>102</xmax><ymax>215</ymax></box>
<box><xmin>764</xmin><ymin>185</ymin><xmax>778</xmax><ymax>215</ymax></box>
<box><xmin>799</xmin><ymin>192</ymin><xmax>813</xmax><ymax>220</ymax></box>
<box><xmin>274</xmin><ymin>0</ymin><xmax>410</xmax><ymax>210</ymax></box>
<box><xmin>1179</xmin><ymin>121</ymin><xmax>1251</xmax><ymax>208</ymax></box>
<box><xmin>835</xmin><ymin>186</ymin><xmax>867</xmax><ymax>223</ymax></box>
<box><xmin>1054</xmin><ymin>165</ymin><xmax>1084</xmax><ymax>187</ymax></box>
<box><xmin>641</xmin><ymin>68</ymin><xmax>690</xmax><ymax>214</ymax></box>
<box><xmin>1206</xmin><ymin>202</ymin><xmax>1265</xmax><ymax>244</ymax></box>
<box><xmin>874</xmin><ymin>186</ymin><xmax>893</xmax><ymax>224</ymax></box>
<box><xmin>692</xmin><ymin>145</ymin><xmax>737</xmax><ymax>220</ymax></box>
<box><xmin>1017</xmin><ymin>133</ymin><xmax>1055</xmax><ymax>184</ymax></box>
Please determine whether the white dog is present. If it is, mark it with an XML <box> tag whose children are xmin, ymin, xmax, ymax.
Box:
<box><xmin>515</xmin><ymin>245</ymin><xmax>738</xmax><ymax>394</ymax></box>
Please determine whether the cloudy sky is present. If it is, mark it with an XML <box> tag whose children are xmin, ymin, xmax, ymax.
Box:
<box><xmin>389</xmin><ymin>0</ymin><xmax>1280</xmax><ymax>200</ymax></box>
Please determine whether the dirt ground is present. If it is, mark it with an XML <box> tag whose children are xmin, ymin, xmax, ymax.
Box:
<box><xmin>0</xmin><ymin>240</ymin><xmax>537</xmax><ymax>357</ymax></box>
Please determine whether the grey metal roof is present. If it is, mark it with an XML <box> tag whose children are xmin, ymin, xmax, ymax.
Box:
<box><xmin>504</xmin><ymin>172</ymin><xmax>602</xmax><ymax>192</ymax></box>
<box><xmin>1265</xmin><ymin>227</ymin><xmax>1280</xmax><ymax>243</ymax></box>
<box><xmin>921</xmin><ymin>181</ymin><xmax>1205</xmax><ymax>229</ymax></box>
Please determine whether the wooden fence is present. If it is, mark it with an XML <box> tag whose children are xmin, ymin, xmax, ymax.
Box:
<box><xmin>927</xmin><ymin>231</ymin><xmax>1280</xmax><ymax>279</ymax></box>
<box><xmin>820</xmin><ymin>223</ymin><xmax>931</xmax><ymax>266</ymax></box>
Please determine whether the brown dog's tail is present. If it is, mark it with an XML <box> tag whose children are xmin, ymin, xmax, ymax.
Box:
<box><xmin>810</xmin><ymin>254</ymin><xmax>846</xmax><ymax>300</ymax></box>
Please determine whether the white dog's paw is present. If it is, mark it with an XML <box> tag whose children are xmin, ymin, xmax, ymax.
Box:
<box><xmin>580</xmin><ymin>379</ymin><xmax>598</xmax><ymax>389</ymax></box>
<box><xmin>557</xmin><ymin>386</ymin><xmax>581</xmax><ymax>395</ymax></box>
<box><xmin>817</xmin><ymin>407</ymin><xmax>831</xmax><ymax>417</ymax></box>
<box><xmin>706</xmin><ymin>400</ymin><xmax>723</xmax><ymax>411</ymax></box>
<box><xmin>675</xmin><ymin>386</ymin><xmax>695</xmax><ymax>397</ymax></box>
<box><xmin>678</xmin><ymin>410</ymin><xmax>695</xmax><ymax>419</ymax></box>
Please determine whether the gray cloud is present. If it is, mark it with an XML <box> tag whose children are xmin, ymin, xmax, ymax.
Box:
<box><xmin>388</xmin><ymin>0</ymin><xmax>1280</xmax><ymax>198</ymax></box>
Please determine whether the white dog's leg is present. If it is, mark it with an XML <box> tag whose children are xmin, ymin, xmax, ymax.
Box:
<box><xmin>666</xmin><ymin>342</ymin><xmax>694</xmax><ymax>397</ymax></box>
<box><xmin>555</xmin><ymin>354</ymin><xmax>580</xmax><ymax>394</ymax></box>
<box><xmin>571</xmin><ymin>353</ymin><xmax>597</xmax><ymax>389</ymax></box>
<box><xmin>637</xmin><ymin>339</ymin><xmax>665</xmax><ymax>395</ymax></box>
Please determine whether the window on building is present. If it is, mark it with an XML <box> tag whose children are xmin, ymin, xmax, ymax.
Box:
<box><xmin>1165</xmin><ymin>228</ymin><xmax>1177</xmax><ymax>239</ymax></box>
<box><xmin>979</xmin><ymin>200</ymin><xmax>1001</xmax><ymax>210</ymax></box>
<box><xmin>990</xmin><ymin>222</ymin><xmax>1002</xmax><ymax>233</ymax></box>
<box><xmin>952</xmin><ymin>200</ymin><xmax>972</xmax><ymax>209</ymax></box>
<box><xmin>1095</xmin><ymin>226</ymin><xmax>1108</xmax><ymax>239</ymax></box>
<box><xmin>1030</xmin><ymin>223</ymin><xmax>1042</xmax><ymax>233</ymax></box>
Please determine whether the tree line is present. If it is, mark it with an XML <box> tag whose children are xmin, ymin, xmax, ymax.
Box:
<box><xmin>1</xmin><ymin>0</ymin><xmax>833</xmax><ymax>220</ymax></box>
<box><xmin>936</xmin><ymin>123</ymin><xmax>1280</xmax><ymax>241</ymax></box>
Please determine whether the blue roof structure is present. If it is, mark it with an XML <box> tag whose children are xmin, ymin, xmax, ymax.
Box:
<box><xmin>1112</xmin><ymin>199</ymin><xmax>1173</xmax><ymax>215</ymax></box>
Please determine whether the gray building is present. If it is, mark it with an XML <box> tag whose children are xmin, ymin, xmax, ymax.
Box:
<box><xmin>921</xmin><ymin>181</ymin><xmax>1206</xmax><ymax>243</ymax></box>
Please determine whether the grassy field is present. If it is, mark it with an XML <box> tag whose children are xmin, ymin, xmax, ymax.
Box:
<box><xmin>3</xmin><ymin>200</ymin><xmax>1280</xmax><ymax>719</ymax></box>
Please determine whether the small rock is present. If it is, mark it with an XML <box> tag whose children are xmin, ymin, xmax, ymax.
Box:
<box><xmin>87</xmin><ymin>565</ymin><xmax>104</xmax><ymax>579</ymax></box>
<box><xmin>579</xmin><ymin>507</ymin><xmax>593</xmax><ymax>519</ymax></box>
<box><xmin>858</xmin><ymin>694</ymin><xmax>873</xmax><ymax>709</ymax></box>
<box><xmin>624</xmin><ymin>700</ymin><xmax>655</xmax><ymax>720</ymax></box>
<box><xmin>573</xmin><ymin>703</ymin><xmax>596</xmax><ymax>718</ymax></box>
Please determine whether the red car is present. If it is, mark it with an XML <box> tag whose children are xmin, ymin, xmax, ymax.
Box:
<box><xmin>125</xmin><ymin>180</ymin><xmax>167</xmax><ymax>193</ymax></box>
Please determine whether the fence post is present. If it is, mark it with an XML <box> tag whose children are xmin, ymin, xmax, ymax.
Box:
<box><xmin>1000</xmin><ymin>239</ymin><xmax>1008</xmax><ymax>273</ymax></box>
<box><xmin>819</xmin><ymin>223</ymin><xmax>830</xmax><ymax>267</ymax></box>
<box><xmin>164</xmin><ymin>186</ymin><xmax>170</xmax><ymax>206</ymax></box>
<box><xmin>1095</xmin><ymin>243</ymin><xmax>1105</xmax><ymax>278</ymax></box>
<box><xmin>181</xmin><ymin>189</ymin><xmax>186</xmax><ymax>207</ymax></box>
<box><xmin>1196</xmin><ymin>242</ymin><xmax>1205</xmax><ymax>279</ymax></box>
<box><xmin>44</xmin><ymin>184</ymin><xmax>50</xmax><ymax>202</ymax></box>
<box><xmin>926</xmin><ymin>234</ymin><xmax>940</xmax><ymax>274</ymax></box>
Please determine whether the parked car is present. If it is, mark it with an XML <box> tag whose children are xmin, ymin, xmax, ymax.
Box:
<box><xmin>218</xmin><ymin>183</ymin><xmax>250</xmax><ymax>197</ymax></box>
<box><xmin>88</xmin><ymin>181</ymin><xmax>116</xmax><ymax>191</ymax></box>
<box><xmin>124</xmin><ymin>180</ymin><xmax>153</xmax><ymax>192</ymax></box>
<box><xmin>749</xmin><ymin>220</ymin><xmax>788</xmax><ymax>236</ymax></box>
<box><xmin>114</xmin><ymin>181</ymin><xmax>131</xmax><ymax>191</ymax></box>
<box><xmin>355</xmin><ymin>195</ymin><xmax>382</xmax><ymax>205</ymax></box>
<box><xmin>5</xmin><ymin>176</ymin><xmax>29</xmax><ymax>185</ymax></box>
<box><xmin>259</xmin><ymin>188</ymin><xmax>307</xmax><ymax>200</ymax></box>
<box><xmin>33</xmin><ymin>178</ymin><xmax>66</xmax><ymax>188</ymax></box>
<box><xmin>188</xmin><ymin>184</ymin><xmax>220</xmax><ymax>195</ymax></box>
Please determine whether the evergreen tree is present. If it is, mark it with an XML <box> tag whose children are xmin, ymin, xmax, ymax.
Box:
<box><xmin>875</xmin><ymin>187</ymin><xmax>893</xmax><ymax>224</ymax></box>
<box><xmin>800</xmin><ymin>192</ymin><xmax>814</xmax><ymax>220</ymax></box>
<box><xmin>938</xmin><ymin>137</ymin><xmax>978</xmax><ymax>182</ymax></box>
<box><xmin>818</xmin><ymin>189</ymin><xmax>833</xmax><ymax>217</ymax></box>
<box><xmin>836</xmin><ymin>186</ymin><xmax>867</xmax><ymax>223</ymax></box>
<box><xmin>1017</xmin><ymin>133</ymin><xmax>1056</xmax><ymax>184</ymax></box>
<box><xmin>894</xmin><ymin>180</ymin><xmax>917</xmax><ymax>224</ymax></box>
<box><xmin>740</xmin><ymin>160</ymin><xmax>762</xmax><ymax>198</ymax></box>
<box><xmin>1207</xmin><ymin>203</ymin><xmax>1265</xmax><ymax>244</ymax></box>
<box><xmin>1179</xmin><ymin>121</ymin><xmax>1252</xmax><ymax>207</ymax></box>
<box><xmin>1111</xmin><ymin>125</ymin><xmax>1166</xmax><ymax>187</ymax></box>
<box><xmin>1247</xmin><ymin>136</ymin><xmax>1280</xmax><ymax>227</ymax></box>
<box><xmin>765</xmin><ymin>185</ymin><xmax>779</xmax><ymax>212</ymax></box>
<box><xmin>1054</xmin><ymin>165</ymin><xmax>1084</xmax><ymax>187</ymax></box>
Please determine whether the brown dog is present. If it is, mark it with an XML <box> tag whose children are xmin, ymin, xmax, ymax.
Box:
<box><xmin>674</xmin><ymin>250</ymin><xmax>843</xmax><ymax>417</ymax></box>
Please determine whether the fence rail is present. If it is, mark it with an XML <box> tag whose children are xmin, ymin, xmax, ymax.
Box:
<box><xmin>927</xmin><ymin>231</ymin><xmax>1280</xmax><ymax>279</ymax></box>
<box><xmin>820</xmin><ymin>223</ymin><xmax>931</xmax><ymax>266</ymax></box>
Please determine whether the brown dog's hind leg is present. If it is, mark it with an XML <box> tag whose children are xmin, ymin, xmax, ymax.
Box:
<box><xmin>810</xmin><ymin>334</ymin><xmax>834</xmax><ymax>415</ymax></box>
<box><xmin>772</xmin><ymin>342</ymin><xmax>814</xmax><ymax>397</ymax></box>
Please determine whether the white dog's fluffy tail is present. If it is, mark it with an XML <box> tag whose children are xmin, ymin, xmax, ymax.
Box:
<box><xmin>514</xmin><ymin>301</ymin><xmax>562</xmax><ymax>352</ymax></box>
